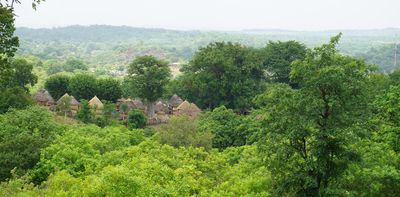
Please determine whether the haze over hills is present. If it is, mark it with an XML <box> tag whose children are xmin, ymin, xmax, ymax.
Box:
<box><xmin>15</xmin><ymin>25</ymin><xmax>400</xmax><ymax>73</ymax></box>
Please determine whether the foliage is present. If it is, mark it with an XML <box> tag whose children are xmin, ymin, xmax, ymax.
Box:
<box><xmin>119</xmin><ymin>102</ymin><xmax>129</xmax><ymax>122</ymax></box>
<box><xmin>1</xmin><ymin>14</ymin><xmax>400</xmax><ymax>195</ymax></box>
<box><xmin>45</xmin><ymin>73</ymin><xmax>122</xmax><ymax>102</ymax></box>
<box><xmin>157</xmin><ymin>116</ymin><xmax>213</xmax><ymax>150</ymax></box>
<box><xmin>178</xmin><ymin>42</ymin><xmax>265</xmax><ymax>113</ymax></box>
<box><xmin>359</xmin><ymin>44</ymin><xmax>399</xmax><ymax>73</ymax></box>
<box><xmin>0</xmin><ymin>86</ymin><xmax>32</xmax><ymax>113</ymax></box>
<box><xmin>96</xmin><ymin>101</ymin><xmax>118</xmax><ymax>127</ymax></box>
<box><xmin>45</xmin><ymin>58</ymin><xmax>88</xmax><ymax>75</ymax></box>
<box><xmin>256</xmin><ymin>34</ymin><xmax>373</xmax><ymax>196</ymax></box>
<box><xmin>0</xmin><ymin>5</ymin><xmax>37</xmax><ymax>113</ymax></box>
<box><xmin>6</xmin><ymin>137</ymin><xmax>271</xmax><ymax>196</ymax></box>
<box><xmin>336</xmin><ymin>139</ymin><xmax>400</xmax><ymax>196</ymax></box>
<box><xmin>259</xmin><ymin>40</ymin><xmax>307</xmax><ymax>86</ymax></box>
<box><xmin>14</xmin><ymin>25</ymin><xmax>400</xmax><ymax>74</ymax></box>
<box><xmin>96</xmin><ymin>77</ymin><xmax>122</xmax><ymax>102</ymax></box>
<box><xmin>5</xmin><ymin>58</ymin><xmax>38</xmax><ymax>91</ymax></box>
<box><xmin>30</xmin><ymin>125</ymin><xmax>145</xmax><ymax>184</ymax></box>
<box><xmin>121</xmin><ymin>77</ymin><xmax>138</xmax><ymax>98</ymax></box>
<box><xmin>45</xmin><ymin>59</ymin><xmax>65</xmax><ymax>75</ymax></box>
<box><xmin>63</xmin><ymin>58</ymin><xmax>88</xmax><ymax>72</ymax></box>
<box><xmin>127</xmin><ymin>109</ymin><xmax>147</xmax><ymax>129</ymax></box>
<box><xmin>76</xmin><ymin>100</ymin><xmax>94</xmax><ymax>124</ymax></box>
<box><xmin>199</xmin><ymin>106</ymin><xmax>249</xmax><ymax>150</ymax></box>
<box><xmin>0</xmin><ymin>106</ymin><xmax>61</xmax><ymax>181</ymax></box>
<box><xmin>389</xmin><ymin>68</ymin><xmax>400</xmax><ymax>86</ymax></box>
<box><xmin>56</xmin><ymin>94</ymin><xmax>72</xmax><ymax>117</ymax></box>
<box><xmin>0</xmin><ymin>0</ymin><xmax>44</xmax><ymax>9</ymax></box>
<box><xmin>44</xmin><ymin>74</ymin><xmax>71</xmax><ymax>100</ymax></box>
<box><xmin>0</xmin><ymin>4</ymin><xmax>18</xmax><ymax>57</ymax></box>
<box><xmin>68</xmin><ymin>73</ymin><xmax>97</xmax><ymax>100</ymax></box>
<box><xmin>127</xmin><ymin>55</ymin><xmax>171</xmax><ymax>117</ymax></box>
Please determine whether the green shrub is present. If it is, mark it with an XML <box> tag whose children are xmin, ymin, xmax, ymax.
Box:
<box><xmin>127</xmin><ymin>109</ymin><xmax>147</xmax><ymax>129</ymax></box>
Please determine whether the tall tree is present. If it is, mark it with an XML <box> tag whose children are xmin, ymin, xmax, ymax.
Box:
<box><xmin>260</xmin><ymin>40</ymin><xmax>307</xmax><ymax>86</ymax></box>
<box><xmin>6</xmin><ymin>58</ymin><xmax>38</xmax><ymax>91</ymax></box>
<box><xmin>256</xmin><ymin>34</ymin><xmax>372</xmax><ymax>196</ymax></box>
<box><xmin>127</xmin><ymin>55</ymin><xmax>171</xmax><ymax>117</ymax></box>
<box><xmin>0</xmin><ymin>4</ymin><xmax>17</xmax><ymax>58</ymax></box>
<box><xmin>0</xmin><ymin>4</ymin><xmax>17</xmax><ymax>87</ymax></box>
<box><xmin>179</xmin><ymin>42</ymin><xmax>265</xmax><ymax>113</ymax></box>
<box><xmin>0</xmin><ymin>1</ymin><xmax>41</xmax><ymax>113</ymax></box>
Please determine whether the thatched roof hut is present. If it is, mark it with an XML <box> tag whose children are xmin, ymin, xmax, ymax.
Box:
<box><xmin>131</xmin><ymin>99</ymin><xmax>145</xmax><ymax>110</ymax></box>
<box><xmin>168</xmin><ymin>94</ymin><xmax>183</xmax><ymax>108</ymax></box>
<box><xmin>176</xmin><ymin>100</ymin><xmax>202</xmax><ymax>117</ymax></box>
<box><xmin>117</xmin><ymin>98</ymin><xmax>146</xmax><ymax>113</ymax></box>
<box><xmin>57</xmin><ymin>93</ymin><xmax>79</xmax><ymax>106</ymax></box>
<box><xmin>34</xmin><ymin>89</ymin><xmax>55</xmax><ymax>106</ymax></box>
<box><xmin>155</xmin><ymin>101</ymin><xmax>169</xmax><ymax>114</ymax></box>
<box><xmin>56</xmin><ymin>93</ymin><xmax>80</xmax><ymax>113</ymax></box>
<box><xmin>89</xmin><ymin>96</ymin><xmax>104</xmax><ymax>110</ymax></box>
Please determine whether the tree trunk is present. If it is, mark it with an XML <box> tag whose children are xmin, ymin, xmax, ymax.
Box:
<box><xmin>147</xmin><ymin>101</ymin><xmax>155</xmax><ymax>118</ymax></box>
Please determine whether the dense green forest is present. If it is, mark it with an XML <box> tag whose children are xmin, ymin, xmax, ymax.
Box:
<box><xmin>2</xmin><ymin>0</ymin><xmax>400</xmax><ymax>196</ymax></box>
<box><xmin>16</xmin><ymin>26</ymin><xmax>400</xmax><ymax>73</ymax></box>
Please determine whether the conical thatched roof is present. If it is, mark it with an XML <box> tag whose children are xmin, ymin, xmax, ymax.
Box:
<box><xmin>57</xmin><ymin>93</ymin><xmax>80</xmax><ymax>106</ymax></box>
<box><xmin>169</xmin><ymin>94</ymin><xmax>183</xmax><ymax>108</ymax></box>
<box><xmin>34</xmin><ymin>89</ymin><xmax>55</xmax><ymax>104</ymax></box>
<box><xmin>176</xmin><ymin>100</ymin><xmax>191</xmax><ymax>110</ymax></box>
<box><xmin>176</xmin><ymin>100</ymin><xmax>201</xmax><ymax>116</ymax></box>
<box><xmin>132</xmin><ymin>98</ymin><xmax>145</xmax><ymax>110</ymax></box>
<box><xmin>189</xmin><ymin>103</ymin><xmax>201</xmax><ymax>112</ymax></box>
<box><xmin>89</xmin><ymin>96</ymin><xmax>104</xmax><ymax>109</ymax></box>
<box><xmin>155</xmin><ymin>101</ymin><xmax>168</xmax><ymax>113</ymax></box>
<box><xmin>70</xmin><ymin>96</ymin><xmax>80</xmax><ymax>106</ymax></box>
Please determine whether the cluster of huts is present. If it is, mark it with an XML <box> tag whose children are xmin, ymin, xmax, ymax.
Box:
<box><xmin>33</xmin><ymin>89</ymin><xmax>201</xmax><ymax>124</ymax></box>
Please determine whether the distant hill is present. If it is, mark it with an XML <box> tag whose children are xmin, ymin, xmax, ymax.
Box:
<box><xmin>15</xmin><ymin>25</ymin><xmax>400</xmax><ymax>72</ymax></box>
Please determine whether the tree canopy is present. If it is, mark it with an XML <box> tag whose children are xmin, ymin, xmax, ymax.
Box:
<box><xmin>256</xmin><ymin>34</ymin><xmax>373</xmax><ymax>196</ymax></box>
<box><xmin>178</xmin><ymin>42</ymin><xmax>265</xmax><ymax>113</ymax></box>
<box><xmin>68</xmin><ymin>73</ymin><xmax>97</xmax><ymax>101</ymax></box>
<box><xmin>127</xmin><ymin>55</ymin><xmax>171</xmax><ymax>117</ymax></box>
<box><xmin>259</xmin><ymin>40</ymin><xmax>307</xmax><ymax>86</ymax></box>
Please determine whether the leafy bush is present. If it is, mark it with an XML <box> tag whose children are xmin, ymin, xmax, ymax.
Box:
<box><xmin>4</xmin><ymin>140</ymin><xmax>271</xmax><ymax>196</ymax></box>
<box><xmin>31</xmin><ymin>125</ymin><xmax>145</xmax><ymax>183</ymax></box>
<box><xmin>157</xmin><ymin>116</ymin><xmax>213</xmax><ymax>150</ymax></box>
<box><xmin>199</xmin><ymin>106</ymin><xmax>248</xmax><ymax>150</ymax></box>
<box><xmin>0</xmin><ymin>87</ymin><xmax>33</xmax><ymax>114</ymax></box>
<box><xmin>0</xmin><ymin>106</ymin><xmax>61</xmax><ymax>181</ymax></box>
<box><xmin>127</xmin><ymin>109</ymin><xmax>147</xmax><ymax>129</ymax></box>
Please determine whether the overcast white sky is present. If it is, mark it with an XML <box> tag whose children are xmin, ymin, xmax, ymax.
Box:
<box><xmin>13</xmin><ymin>0</ymin><xmax>400</xmax><ymax>31</ymax></box>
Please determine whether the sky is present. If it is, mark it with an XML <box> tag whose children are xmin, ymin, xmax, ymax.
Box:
<box><xmin>13</xmin><ymin>0</ymin><xmax>400</xmax><ymax>31</ymax></box>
